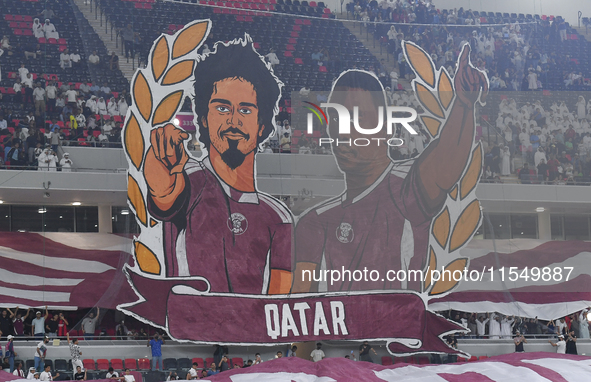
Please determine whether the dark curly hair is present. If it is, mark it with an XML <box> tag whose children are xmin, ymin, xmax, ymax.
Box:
<box><xmin>192</xmin><ymin>35</ymin><xmax>282</xmax><ymax>150</ymax></box>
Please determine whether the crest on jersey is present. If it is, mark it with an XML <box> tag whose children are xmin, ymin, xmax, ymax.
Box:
<box><xmin>336</xmin><ymin>222</ymin><xmax>354</xmax><ymax>243</ymax></box>
<box><xmin>228</xmin><ymin>213</ymin><xmax>248</xmax><ymax>235</ymax></box>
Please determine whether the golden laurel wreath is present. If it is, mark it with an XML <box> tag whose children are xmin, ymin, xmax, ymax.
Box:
<box><xmin>122</xmin><ymin>20</ymin><xmax>211</xmax><ymax>276</ymax></box>
<box><xmin>403</xmin><ymin>41</ymin><xmax>483</xmax><ymax>297</ymax></box>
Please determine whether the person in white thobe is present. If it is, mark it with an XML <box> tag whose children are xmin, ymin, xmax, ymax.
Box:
<box><xmin>476</xmin><ymin>315</ymin><xmax>490</xmax><ymax>338</ymax></box>
<box><xmin>43</xmin><ymin>20</ymin><xmax>59</xmax><ymax>40</ymax></box>
<box><xmin>33</xmin><ymin>19</ymin><xmax>44</xmax><ymax>38</ymax></box>
<box><xmin>501</xmin><ymin>316</ymin><xmax>515</xmax><ymax>339</ymax></box>
<box><xmin>489</xmin><ymin>313</ymin><xmax>502</xmax><ymax>339</ymax></box>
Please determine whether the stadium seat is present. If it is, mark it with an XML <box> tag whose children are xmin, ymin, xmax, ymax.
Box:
<box><xmin>25</xmin><ymin>360</ymin><xmax>35</xmax><ymax>371</ymax></box>
<box><xmin>468</xmin><ymin>356</ymin><xmax>477</xmax><ymax>362</ymax></box>
<box><xmin>191</xmin><ymin>358</ymin><xmax>204</xmax><ymax>369</ymax></box>
<box><xmin>55</xmin><ymin>359</ymin><xmax>69</xmax><ymax>371</ymax></box>
<box><xmin>124</xmin><ymin>359</ymin><xmax>138</xmax><ymax>370</ymax></box>
<box><xmin>163</xmin><ymin>358</ymin><xmax>177</xmax><ymax>371</ymax></box>
<box><xmin>478</xmin><ymin>356</ymin><xmax>488</xmax><ymax>360</ymax></box>
<box><xmin>83</xmin><ymin>359</ymin><xmax>96</xmax><ymax>370</ymax></box>
<box><xmin>177</xmin><ymin>358</ymin><xmax>191</xmax><ymax>370</ymax></box>
<box><xmin>145</xmin><ymin>371</ymin><xmax>165</xmax><ymax>382</ymax></box>
<box><xmin>138</xmin><ymin>358</ymin><xmax>151</xmax><ymax>370</ymax></box>
<box><xmin>204</xmin><ymin>358</ymin><xmax>214</xmax><ymax>367</ymax></box>
<box><xmin>381</xmin><ymin>356</ymin><xmax>393</xmax><ymax>365</ymax></box>
<box><xmin>86</xmin><ymin>372</ymin><xmax>98</xmax><ymax>380</ymax></box>
<box><xmin>44</xmin><ymin>360</ymin><xmax>54</xmax><ymax>370</ymax></box>
<box><xmin>231</xmin><ymin>357</ymin><xmax>243</xmax><ymax>368</ymax></box>
<box><xmin>97</xmin><ymin>359</ymin><xmax>110</xmax><ymax>370</ymax></box>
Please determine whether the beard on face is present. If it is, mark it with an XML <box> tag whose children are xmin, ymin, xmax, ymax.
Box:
<box><xmin>220</xmin><ymin>139</ymin><xmax>248</xmax><ymax>170</ymax></box>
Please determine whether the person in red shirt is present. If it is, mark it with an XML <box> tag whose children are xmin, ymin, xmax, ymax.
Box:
<box><xmin>57</xmin><ymin>313</ymin><xmax>68</xmax><ymax>337</ymax></box>
<box><xmin>547</xmin><ymin>154</ymin><xmax>561</xmax><ymax>181</ymax></box>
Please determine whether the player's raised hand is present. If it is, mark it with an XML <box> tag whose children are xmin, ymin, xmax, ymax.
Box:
<box><xmin>454</xmin><ymin>44</ymin><xmax>488</xmax><ymax>107</ymax></box>
<box><xmin>150</xmin><ymin>123</ymin><xmax>190</xmax><ymax>174</ymax></box>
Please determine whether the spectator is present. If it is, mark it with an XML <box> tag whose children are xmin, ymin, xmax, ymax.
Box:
<box><xmin>88</xmin><ymin>51</ymin><xmax>100</xmax><ymax>65</ymax></box>
<box><xmin>49</xmin><ymin>128</ymin><xmax>61</xmax><ymax>153</ymax></box>
<box><xmin>109</xmin><ymin>52</ymin><xmax>119</xmax><ymax>71</ymax></box>
<box><xmin>66</xmin><ymin>85</ymin><xmax>78</xmax><ymax>108</ymax></box>
<box><xmin>147</xmin><ymin>333</ymin><xmax>164</xmax><ymax>371</ymax></box>
<box><xmin>8</xmin><ymin>307</ymin><xmax>30</xmax><ymax>336</ymax></box>
<box><xmin>566</xmin><ymin>330</ymin><xmax>578</xmax><ymax>355</ymax></box>
<box><xmin>288</xmin><ymin>345</ymin><xmax>297</xmax><ymax>357</ymax></box>
<box><xmin>18</xmin><ymin>63</ymin><xmax>29</xmax><ymax>82</ymax></box>
<box><xmin>265</xmin><ymin>49</ymin><xmax>280</xmax><ymax>68</ymax></box>
<box><xmin>73</xmin><ymin>366</ymin><xmax>86</xmax><ymax>381</ymax></box>
<box><xmin>107</xmin><ymin>97</ymin><xmax>119</xmax><ymax>116</ymax></box>
<box><xmin>514</xmin><ymin>331</ymin><xmax>526</xmax><ymax>353</ymax></box>
<box><xmin>280</xmin><ymin>132</ymin><xmax>291</xmax><ymax>153</ymax></box>
<box><xmin>186</xmin><ymin>363</ymin><xmax>199</xmax><ymax>380</ymax></box>
<box><xmin>253</xmin><ymin>353</ymin><xmax>262</xmax><ymax>365</ymax></box>
<box><xmin>476</xmin><ymin>314</ymin><xmax>490</xmax><ymax>338</ymax></box>
<box><xmin>206</xmin><ymin>363</ymin><xmax>218</xmax><ymax>376</ymax></box>
<box><xmin>121</xmin><ymin>25</ymin><xmax>135</xmax><ymax>60</ymax></box>
<box><xmin>97</xmin><ymin>97</ymin><xmax>108</xmax><ymax>115</ymax></box>
<box><xmin>34</xmin><ymin>336</ymin><xmax>49</xmax><ymax>372</ymax></box>
<box><xmin>299</xmin><ymin>86</ymin><xmax>310</xmax><ymax>97</ymax></box>
<box><xmin>115</xmin><ymin>320</ymin><xmax>128</xmax><ymax>339</ymax></box>
<box><xmin>579</xmin><ymin>309</ymin><xmax>590</xmax><ymax>339</ymax></box>
<box><xmin>39</xmin><ymin>365</ymin><xmax>58</xmax><ymax>381</ymax></box>
<box><xmin>106</xmin><ymin>367</ymin><xmax>120</xmax><ymax>380</ymax></box>
<box><xmin>13</xmin><ymin>362</ymin><xmax>24</xmax><ymax>378</ymax></box>
<box><xmin>100</xmin><ymin>83</ymin><xmax>112</xmax><ymax>99</ymax></box>
<box><xmin>31</xmin><ymin>308</ymin><xmax>48</xmax><ymax>338</ymax></box>
<box><xmin>81</xmin><ymin>309</ymin><xmax>99</xmax><ymax>339</ymax></box>
<box><xmin>45</xmin><ymin>314</ymin><xmax>58</xmax><ymax>337</ymax></box>
<box><xmin>276</xmin><ymin>351</ymin><xmax>282</xmax><ymax>359</ymax></box>
<box><xmin>358</xmin><ymin>341</ymin><xmax>377</xmax><ymax>363</ymax></box>
<box><xmin>166</xmin><ymin>372</ymin><xmax>178</xmax><ymax>381</ymax></box>
<box><xmin>310</xmin><ymin>343</ymin><xmax>325</xmax><ymax>362</ymax></box>
<box><xmin>32</xmin><ymin>19</ymin><xmax>44</xmax><ymax>39</ymax></box>
<box><xmin>23</xmin><ymin>74</ymin><xmax>34</xmax><ymax>104</ymax></box>
<box><xmin>118</xmin><ymin>96</ymin><xmax>128</xmax><ymax>116</ymax></box>
<box><xmin>60</xmin><ymin>49</ymin><xmax>72</xmax><ymax>70</ymax></box>
<box><xmin>45</xmin><ymin>81</ymin><xmax>57</xmax><ymax>114</ymax></box>
<box><xmin>33</xmin><ymin>83</ymin><xmax>46</xmax><ymax>117</ymax></box>
<box><xmin>501</xmin><ymin>146</ymin><xmax>511</xmax><ymax>175</ymax></box>
<box><xmin>218</xmin><ymin>355</ymin><xmax>229</xmax><ymax>372</ymax></box>
<box><xmin>66</xmin><ymin>333</ymin><xmax>82</xmax><ymax>372</ymax></box>
<box><xmin>5</xmin><ymin>335</ymin><xmax>17</xmax><ymax>372</ymax></box>
<box><xmin>549</xmin><ymin>334</ymin><xmax>566</xmax><ymax>354</ymax></box>
<box><xmin>123</xmin><ymin>369</ymin><xmax>135</xmax><ymax>382</ymax></box>
<box><xmin>0</xmin><ymin>310</ymin><xmax>13</xmax><ymax>338</ymax></box>
<box><xmin>37</xmin><ymin>147</ymin><xmax>57</xmax><ymax>172</ymax></box>
<box><xmin>445</xmin><ymin>333</ymin><xmax>458</xmax><ymax>362</ymax></box>
<box><xmin>70</xmin><ymin>50</ymin><xmax>81</xmax><ymax>68</ymax></box>
<box><xmin>43</xmin><ymin>19</ymin><xmax>59</xmax><ymax>40</ymax></box>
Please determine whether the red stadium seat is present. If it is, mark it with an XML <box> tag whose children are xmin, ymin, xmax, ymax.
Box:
<box><xmin>113</xmin><ymin>115</ymin><xmax>122</xmax><ymax>123</ymax></box>
<box><xmin>9</xmin><ymin>22</ymin><xmax>18</xmax><ymax>28</ymax></box>
<box><xmin>295</xmin><ymin>19</ymin><xmax>303</xmax><ymax>24</ymax></box>
<box><xmin>253</xmin><ymin>42</ymin><xmax>260</xmax><ymax>49</ymax></box>
<box><xmin>97</xmin><ymin>359</ymin><xmax>110</xmax><ymax>370</ymax></box>
<box><xmin>290</xmin><ymin>31</ymin><xmax>299</xmax><ymax>37</ymax></box>
<box><xmin>381</xmin><ymin>356</ymin><xmax>393</xmax><ymax>365</ymax></box>
<box><xmin>14</xmin><ymin>29</ymin><xmax>22</xmax><ymax>35</ymax></box>
<box><xmin>48</xmin><ymin>38</ymin><xmax>57</xmax><ymax>44</ymax></box>
<box><xmin>138</xmin><ymin>358</ymin><xmax>150</xmax><ymax>370</ymax></box>
<box><xmin>318</xmin><ymin>65</ymin><xmax>327</xmax><ymax>72</ymax></box>
<box><xmin>286</xmin><ymin>44</ymin><xmax>295</xmax><ymax>51</ymax></box>
<box><xmin>478</xmin><ymin>356</ymin><xmax>488</xmax><ymax>360</ymax></box>
<box><xmin>231</xmin><ymin>358</ymin><xmax>243</xmax><ymax>368</ymax></box>
<box><xmin>4</xmin><ymin>15</ymin><xmax>14</xmax><ymax>21</ymax></box>
<box><xmin>293</xmin><ymin>24</ymin><xmax>301</xmax><ymax>31</ymax></box>
<box><xmin>14</xmin><ymin>15</ymin><xmax>23</xmax><ymax>21</ymax></box>
<box><xmin>309</xmin><ymin>1</ymin><xmax>316</xmax><ymax>5</ymax></box>
<box><xmin>288</xmin><ymin>38</ymin><xmax>297</xmax><ymax>44</ymax></box>
<box><xmin>205</xmin><ymin>358</ymin><xmax>214</xmax><ymax>368</ymax></box>
<box><xmin>124</xmin><ymin>359</ymin><xmax>137</xmax><ymax>370</ymax></box>
<box><xmin>92</xmin><ymin>130</ymin><xmax>101</xmax><ymax>138</ymax></box>
<box><xmin>294</xmin><ymin>58</ymin><xmax>303</xmax><ymax>64</ymax></box>
<box><xmin>24</xmin><ymin>15</ymin><xmax>33</xmax><ymax>21</ymax></box>
<box><xmin>283</xmin><ymin>51</ymin><xmax>293</xmax><ymax>57</ymax></box>
<box><xmin>23</xmin><ymin>29</ymin><xmax>33</xmax><ymax>36</ymax></box>
<box><xmin>303</xmin><ymin>19</ymin><xmax>311</xmax><ymax>25</ymax></box>
<box><xmin>111</xmin><ymin>359</ymin><xmax>123</xmax><ymax>370</ymax></box>
<box><xmin>58</xmin><ymin>38</ymin><xmax>67</xmax><ymax>45</ymax></box>
<box><xmin>468</xmin><ymin>356</ymin><xmax>477</xmax><ymax>362</ymax></box>
<box><xmin>323</xmin><ymin>7</ymin><xmax>330</xmax><ymax>13</ymax></box>
<box><xmin>191</xmin><ymin>358</ymin><xmax>204</xmax><ymax>369</ymax></box>
<box><xmin>82</xmin><ymin>359</ymin><xmax>96</xmax><ymax>370</ymax></box>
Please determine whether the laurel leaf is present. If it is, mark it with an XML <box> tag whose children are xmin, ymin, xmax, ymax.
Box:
<box><xmin>429</xmin><ymin>258</ymin><xmax>468</xmax><ymax>295</ymax></box>
<box><xmin>152</xmin><ymin>36</ymin><xmax>169</xmax><ymax>82</ymax></box>
<box><xmin>152</xmin><ymin>90</ymin><xmax>184</xmax><ymax>125</ymax></box>
<box><xmin>415</xmin><ymin>83</ymin><xmax>444</xmax><ymax>118</ymax></box>
<box><xmin>172</xmin><ymin>21</ymin><xmax>209</xmax><ymax>59</ymax></box>
<box><xmin>128</xmin><ymin>174</ymin><xmax>147</xmax><ymax>226</ymax></box>
<box><xmin>432</xmin><ymin>207</ymin><xmax>450</xmax><ymax>249</ymax></box>
<box><xmin>134</xmin><ymin>241</ymin><xmax>161</xmax><ymax>275</ymax></box>
<box><xmin>162</xmin><ymin>60</ymin><xmax>195</xmax><ymax>86</ymax></box>
<box><xmin>421</xmin><ymin>116</ymin><xmax>441</xmax><ymax>137</ymax></box>
<box><xmin>424</xmin><ymin>246</ymin><xmax>437</xmax><ymax>290</ymax></box>
<box><xmin>133</xmin><ymin>72</ymin><xmax>152</xmax><ymax>122</ymax></box>
<box><xmin>124</xmin><ymin>113</ymin><xmax>144</xmax><ymax>170</ymax></box>
<box><xmin>405</xmin><ymin>42</ymin><xmax>435</xmax><ymax>87</ymax></box>
<box><xmin>438</xmin><ymin>68</ymin><xmax>454</xmax><ymax>110</ymax></box>
<box><xmin>449</xmin><ymin>200</ymin><xmax>481</xmax><ymax>253</ymax></box>
<box><xmin>460</xmin><ymin>144</ymin><xmax>483</xmax><ymax>200</ymax></box>
<box><xmin>449</xmin><ymin>185</ymin><xmax>458</xmax><ymax>201</ymax></box>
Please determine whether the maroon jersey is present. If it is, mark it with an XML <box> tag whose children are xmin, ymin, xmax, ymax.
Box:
<box><xmin>148</xmin><ymin>157</ymin><xmax>292</xmax><ymax>294</ymax></box>
<box><xmin>295</xmin><ymin>159</ymin><xmax>436</xmax><ymax>292</ymax></box>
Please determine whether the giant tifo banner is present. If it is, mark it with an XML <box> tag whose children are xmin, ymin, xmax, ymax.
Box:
<box><xmin>118</xmin><ymin>18</ymin><xmax>487</xmax><ymax>356</ymax></box>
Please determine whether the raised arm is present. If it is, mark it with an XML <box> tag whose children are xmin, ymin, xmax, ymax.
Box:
<box><xmin>66</xmin><ymin>332</ymin><xmax>71</xmax><ymax>344</ymax></box>
<box><xmin>7</xmin><ymin>307</ymin><xmax>15</xmax><ymax>318</ymax></box>
<box><xmin>23</xmin><ymin>308</ymin><xmax>30</xmax><ymax>320</ymax></box>
<box><xmin>44</xmin><ymin>306</ymin><xmax>49</xmax><ymax>320</ymax></box>
<box><xmin>412</xmin><ymin>45</ymin><xmax>488</xmax><ymax>212</ymax></box>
